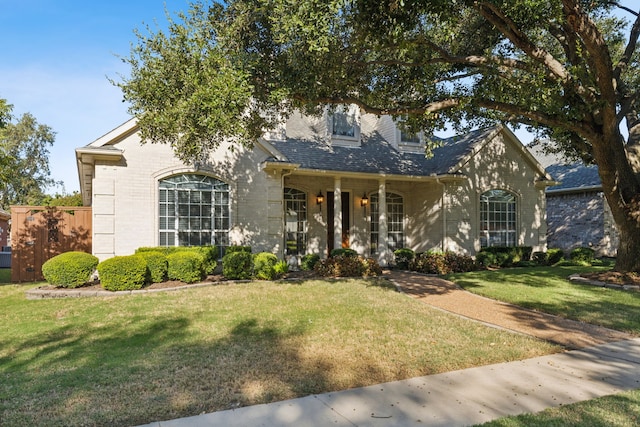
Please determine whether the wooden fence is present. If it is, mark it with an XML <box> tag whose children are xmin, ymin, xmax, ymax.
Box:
<box><xmin>10</xmin><ymin>206</ymin><xmax>92</xmax><ymax>282</ymax></box>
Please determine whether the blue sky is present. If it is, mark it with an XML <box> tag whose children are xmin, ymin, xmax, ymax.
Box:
<box><xmin>0</xmin><ymin>0</ymin><xmax>191</xmax><ymax>194</ymax></box>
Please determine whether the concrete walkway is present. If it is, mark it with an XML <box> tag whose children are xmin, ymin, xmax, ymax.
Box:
<box><xmin>138</xmin><ymin>271</ymin><xmax>640</xmax><ymax>427</ymax></box>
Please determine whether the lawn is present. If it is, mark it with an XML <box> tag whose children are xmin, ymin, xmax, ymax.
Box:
<box><xmin>444</xmin><ymin>264</ymin><xmax>640</xmax><ymax>427</ymax></box>
<box><xmin>0</xmin><ymin>277</ymin><xmax>557</xmax><ymax>427</ymax></box>
<box><xmin>447</xmin><ymin>264</ymin><xmax>640</xmax><ymax>334</ymax></box>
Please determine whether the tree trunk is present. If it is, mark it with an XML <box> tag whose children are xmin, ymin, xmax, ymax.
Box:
<box><xmin>593</xmin><ymin>133</ymin><xmax>640</xmax><ymax>273</ymax></box>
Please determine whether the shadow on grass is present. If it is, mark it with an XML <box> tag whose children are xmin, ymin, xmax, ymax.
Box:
<box><xmin>0</xmin><ymin>314</ymin><xmax>339</xmax><ymax>427</ymax></box>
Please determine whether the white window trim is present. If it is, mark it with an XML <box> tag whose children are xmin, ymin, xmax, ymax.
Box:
<box><xmin>329</xmin><ymin>104</ymin><xmax>361</xmax><ymax>146</ymax></box>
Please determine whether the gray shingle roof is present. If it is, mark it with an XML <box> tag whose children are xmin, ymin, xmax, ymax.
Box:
<box><xmin>546</xmin><ymin>163</ymin><xmax>601</xmax><ymax>192</ymax></box>
<box><xmin>266</xmin><ymin>127</ymin><xmax>498</xmax><ymax>177</ymax></box>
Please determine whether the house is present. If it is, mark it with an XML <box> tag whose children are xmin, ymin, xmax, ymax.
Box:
<box><xmin>76</xmin><ymin>108</ymin><xmax>554</xmax><ymax>265</ymax></box>
<box><xmin>532</xmin><ymin>145</ymin><xmax>618</xmax><ymax>257</ymax></box>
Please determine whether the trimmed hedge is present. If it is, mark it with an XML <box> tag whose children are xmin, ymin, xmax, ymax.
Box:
<box><xmin>222</xmin><ymin>251</ymin><xmax>253</xmax><ymax>280</ymax></box>
<box><xmin>167</xmin><ymin>252</ymin><xmax>205</xmax><ymax>283</ymax></box>
<box><xmin>410</xmin><ymin>251</ymin><xmax>475</xmax><ymax>274</ymax></box>
<box><xmin>253</xmin><ymin>252</ymin><xmax>278</xmax><ymax>280</ymax></box>
<box><xmin>314</xmin><ymin>255</ymin><xmax>382</xmax><ymax>278</ymax></box>
<box><xmin>137</xmin><ymin>251</ymin><xmax>167</xmax><ymax>283</ymax></box>
<box><xmin>570</xmin><ymin>247</ymin><xmax>595</xmax><ymax>265</ymax></box>
<box><xmin>136</xmin><ymin>246</ymin><xmax>218</xmax><ymax>274</ymax></box>
<box><xmin>301</xmin><ymin>254</ymin><xmax>320</xmax><ymax>271</ymax></box>
<box><xmin>393</xmin><ymin>248</ymin><xmax>415</xmax><ymax>270</ymax></box>
<box><xmin>475</xmin><ymin>246</ymin><xmax>532</xmax><ymax>268</ymax></box>
<box><xmin>225</xmin><ymin>245</ymin><xmax>252</xmax><ymax>254</ymax></box>
<box><xmin>42</xmin><ymin>251</ymin><xmax>99</xmax><ymax>288</ymax></box>
<box><xmin>97</xmin><ymin>255</ymin><xmax>147</xmax><ymax>291</ymax></box>
<box><xmin>330</xmin><ymin>248</ymin><xmax>358</xmax><ymax>258</ymax></box>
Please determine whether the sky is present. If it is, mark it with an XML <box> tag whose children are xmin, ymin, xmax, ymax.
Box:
<box><xmin>0</xmin><ymin>0</ymin><xmax>191</xmax><ymax>194</ymax></box>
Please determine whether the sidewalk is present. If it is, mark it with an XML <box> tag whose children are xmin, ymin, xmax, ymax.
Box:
<box><xmin>138</xmin><ymin>271</ymin><xmax>640</xmax><ymax>427</ymax></box>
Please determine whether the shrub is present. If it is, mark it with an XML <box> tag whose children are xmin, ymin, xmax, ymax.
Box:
<box><xmin>444</xmin><ymin>252</ymin><xmax>475</xmax><ymax>273</ymax></box>
<box><xmin>167</xmin><ymin>252</ymin><xmax>205</xmax><ymax>283</ymax></box>
<box><xmin>253</xmin><ymin>252</ymin><xmax>278</xmax><ymax>280</ymax></box>
<box><xmin>137</xmin><ymin>251</ymin><xmax>167</xmax><ymax>283</ymax></box>
<box><xmin>547</xmin><ymin>248</ymin><xmax>565</xmax><ymax>265</ymax></box>
<box><xmin>314</xmin><ymin>255</ymin><xmax>381</xmax><ymax>278</ymax></box>
<box><xmin>394</xmin><ymin>248</ymin><xmax>415</xmax><ymax>270</ymax></box>
<box><xmin>532</xmin><ymin>251</ymin><xmax>548</xmax><ymax>265</ymax></box>
<box><xmin>274</xmin><ymin>260</ymin><xmax>289</xmax><ymax>278</ymax></box>
<box><xmin>98</xmin><ymin>255</ymin><xmax>147</xmax><ymax>291</ymax></box>
<box><xmin>410</xmin><ymin>251</ymin><xmax>448</xmax><ymax>274</ymax></box>
<box><xmin>330</xmin><ymin>248</ymin><xmax>358</xmax><ymax>258</ymax></box>
<box><xmin>475</xmin><ymin>246</ymin><xmax>532</xmax><ymax>268</ymax></box>
<box><xmin>301</xmin><ymin>253</ymin><xmax>320</xmax><ymax>271</ymax></box>
<box><xmin>225</xmin><ymin>245</ymin><xmax>252</xmax><ymax>254</ymax></box>
<box><xmin>570</xmin><ymin>247</ymin><xmax>595</xmax><ymax>265</ymax></box>
<box><xmin>222</xmin><ymin>251</ymin><xmax>253</xmax><ymax>280</ymax></box>
<box><xmin>42</xmin><ymin>251</ymin><xmax>99</xmax><ymax>288</ymax></box>
<box><xmin>136</xmin><ymin>246</ymin><xmax>218</xmax><ymax>274</ymax></box>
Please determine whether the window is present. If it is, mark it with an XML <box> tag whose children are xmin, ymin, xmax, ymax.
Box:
<box><xmin>159</xmin><ymin>174</ymin><xmax>230</xmax><ymax>254</ymax></box>
<box><xmin>480</xmin><ymin>189</ymin><xmax>517</xmax><ymax>247</ymax></box>
<box><xmin>331</xmin><ymin>105</ymin><xmax>357</xmax><ymax>138</ymax></box>
<box><xmin>370</xmin><ymin>192</ymin><xmax>404</xmax><ymax>254</ymax></box>
<box><xmin>284</xmin><ymin>188</ymin><xmax>307</xmax><ymax>255</ymax></box>
<box><xmin>397</xmin><ymin>117</ymin><xmax>422</xmax><ymax>144</ymax></box>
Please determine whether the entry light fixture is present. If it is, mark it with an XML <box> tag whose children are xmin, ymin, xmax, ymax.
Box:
<box><xmin>361</xmin><ymin>193</ymin><xmax>369</xmax><ymax>217</ymax></box>
<box><xmin>316</xmin><ymin>191</ymin><xmax>324</xmax><ymax>210</ymax></box>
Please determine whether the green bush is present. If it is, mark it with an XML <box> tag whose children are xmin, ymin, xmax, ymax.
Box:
<box><xmin>98</xmin><ymin>255</ymin><xmax>147</xmax><ymax>291</ymax></box>
<box><xmin>137</xmin><ymin>251</ymin><xmax>167</xmax><ymax>283</ymax></box>
<box><xmin>301</xmin><ymin>254</ymin><xmax>320</xmax><ymax>271</ymax></box>
<box><xmin>444</xmin><ymin>252</ymin><xmax>475</xmax><ymax>273</ymax></box>
<box><xmin>274</xmin><ymin>260</ymin><xmax>289</xmax><ymax>278</ymax></box>
<box><xmin>330</xmin><ymin>248</ymin><xmax>358</xmax><ymax>258</ymax></box>
<box><xmin>167</xmin><ymin>252</ymin><xmax>205</xmax><ymax>283</ymax></box>
<box><xmin>394</xmin><ymin>248</ymin><xmax>415</xmax><ymax>270</ymax></box>
<box><xmin>475</xmin><ymin>246</ymin><xmax>532</xmax><ymax>268</ymax></box>
<box><xmin>314</xmin><ymin>255</ymin><xmax>381</xmax><ymax>278</ymax></box>
<box><xmin>547</xmin><ymin>248</ymin><xmax>565</xmax><ymax>265</ymax></box>
<box><xmin>222</xmin><ymin>251</ymin><xmax>253</xmax><ymax>280</ymax></box>
<box><xmin>253</xmin><ymin>252</ymin><xmax>278</xmax><ymax>280</ymax></box>
<box><xmin>411</xmin><ymin>251</ymin><xmax>475</xmax><ymax>274</ymax></box>
<box><xmin>570</xmin><ymin>247</ymin><xmax>595</xmax><ymax>265</ymax></box>
<box><xmin>136</xmin><ymin>246</ymin><xmax>218</xmax><ymax>274</ymax></box>
<box><xmin>531</xmin><ymin>251</ymin><xmax>548</xmax><ymax>265</ymax></box>
<box><xmin>42</xmin><ymin>251</ymin><xmax>99</xmax><ymax>288</ymax></box>
<box><xmin>225</xmin><ymin>245</ymin><xmax>252</xmax><ymax>254</ymax></box>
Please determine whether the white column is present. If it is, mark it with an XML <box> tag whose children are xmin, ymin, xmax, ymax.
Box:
<box><xmin>377</xmin><ymin>180</ymin><xmax>389</xmax><ymax>266</ymax></box>
<box><xmin>334</xmin><ymin>177</ymin><xmax>342</xmax><ymax>250</ymax></box>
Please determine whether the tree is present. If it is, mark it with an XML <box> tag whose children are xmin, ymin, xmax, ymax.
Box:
<box><xmin>0</xmin><ymin>99</ymin><xmax>57</xmax><ymax>209</ymax></box>
<box><xmin>117</xmin><ymin>0</ymin><xmax>640</xmax><ymax>272</ymax></box>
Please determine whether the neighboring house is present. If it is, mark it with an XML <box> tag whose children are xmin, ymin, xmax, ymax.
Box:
<box><xmin>532</xmin><ymin>145</ymin><xmax>618</xmax><ymax>257</ymax></box>
<box><xmin>76</xmin><ymin>108</ymin><xmax>554</xmax><ymax>265</ymax></box>
<box><xmin>0</xmin><ymin>208</ymin><xmax>9</xmax><ymax>248</ymax></box>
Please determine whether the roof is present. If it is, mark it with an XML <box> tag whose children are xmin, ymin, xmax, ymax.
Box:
<box><xmin>265</xmin><ymin>126</ymin><xmax>502</xmax><ymax>177</ymax></box>
<box><xmin>0</xmin><ymin>209</ymin><xmax>9</xmax><ymax>221</ymax></box>
<box><xmin>528</xmin><ymin>141</ymin><xmax>602</xmax><ymax>193</ymax></box>
<box><xmin>545</xmin><ymin>163</ymin><xmax>601</xmax><ymax>193</ymax></box>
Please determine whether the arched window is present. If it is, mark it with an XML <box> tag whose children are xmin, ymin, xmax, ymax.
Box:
<box><xmin>370</xmin><ymin>192</ymin><xmax>404</xmax><ymax>254</ymax></box>
<box><xmin>284</xmin><ymin>188</ymin><xmax>307</xmax><ymax>255</ymax></box>
<box><xmin>480</xmin><ymin>189</ymin><xmax>517</xmax><ymax>247</ymax></box>
<box><xmin>159</xmin><ymin>174</ymin><xmax>230</xmax><ymax>253</ymax></box>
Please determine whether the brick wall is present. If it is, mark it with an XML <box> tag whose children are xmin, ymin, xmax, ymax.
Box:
<box><xmin>546</xmin><ymin>191</ymin><xmax>618</xmax><ymax>256</ymax></box>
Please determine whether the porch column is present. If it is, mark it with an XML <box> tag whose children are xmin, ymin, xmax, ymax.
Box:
<box><xmin>334</xmin><ymin>177</ymin><xmax>343</xmax><ymax>250</ymax></box>
<box><xmin>377</xmin><ymin>180</ymin><xmax>389</xmax><ymax>266</ymax></box>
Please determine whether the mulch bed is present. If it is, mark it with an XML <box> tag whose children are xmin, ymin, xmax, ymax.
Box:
<box><xmin>579</xmin><ymin>271</ymin><xmax>640</xmax><ymax>287</ymax></box>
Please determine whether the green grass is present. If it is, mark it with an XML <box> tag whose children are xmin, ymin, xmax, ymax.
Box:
<box><xmin>0</xmin><ymin>268</ymin><xmax>10</xmax><ymax>283</ymax></box>
<box><xmin>447</xmin><ymin>265</ymin><xmax>640</xmax><ymax>334</ymax></box>
<box><xmin>445</xmin><ymin>264</ymin><xmax>640</xmax><ymax>426</ymax></box>
<box><xmin>477</xmin><ymin>388</ymin><xmax>640</xmax><ymax>426</ymax></box>
<box><xmin>0</xmin><ymin>278</ymin><xmax>557</xmax><ymax>427</ymax></box>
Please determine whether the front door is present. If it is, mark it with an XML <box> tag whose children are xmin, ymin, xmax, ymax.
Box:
<box><xmin>326</xmin><ymin>191</ymin><xmax>350</xmax><ymax>256</ymax></box>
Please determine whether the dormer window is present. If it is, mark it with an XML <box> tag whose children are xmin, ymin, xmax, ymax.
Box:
<box><xmin>396</xmin><ymin>118</ymin><xmax>424</xmax><ymax>152</ymax></box>
<box><xmin>330</xmin><ymin>105</ymin><xmax>360</xmax><ymax>145</ymax></box>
